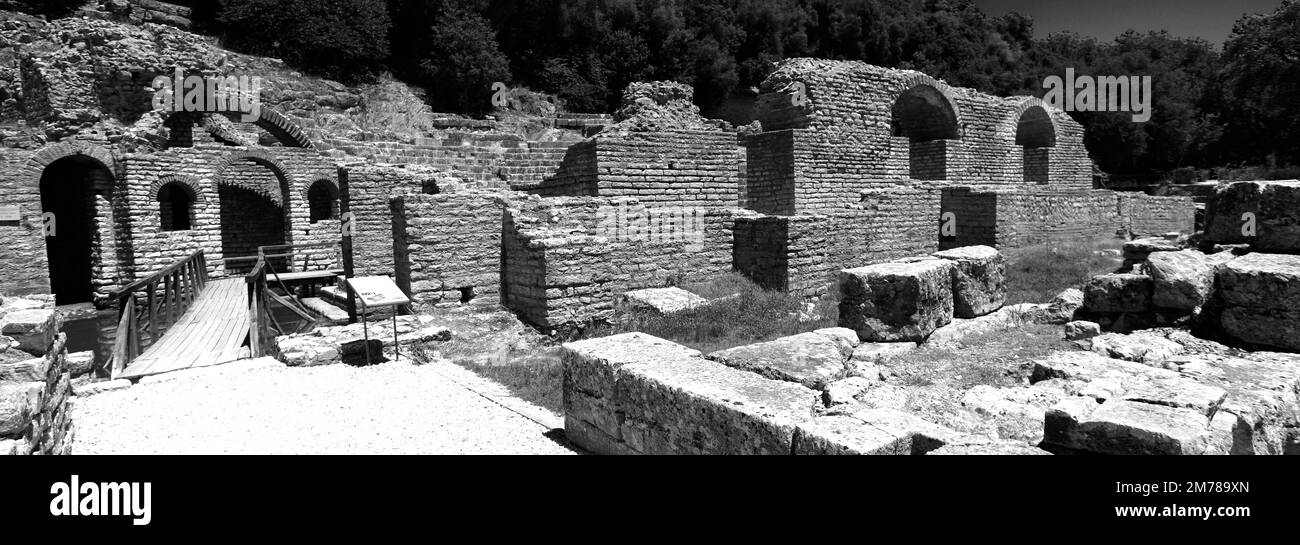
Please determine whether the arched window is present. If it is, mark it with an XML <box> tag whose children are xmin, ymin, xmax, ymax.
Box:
<box><xmin>308</xmin><ymin>179</ymin><xmax>339</xmax><ymax>223</ymax></box>
<box><xmin>1016</xmin><ymin>105</ymin><xmax>1057</xmax><ymax>184</ymax></box>
<box><xmin>892</xmin><ymin>84</ymin><xmax>961</xmax><ymax>181</ymax></box>
<box><xmin>158</xmin><ymin>182</ymin><xmax>195</xmax><ymax>231</ymax></box>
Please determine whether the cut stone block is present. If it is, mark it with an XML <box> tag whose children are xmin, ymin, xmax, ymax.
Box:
<box><xmin>614</xmin><ymin>354</ymin><xmax>820</xmax><ymax>455</ymax></box>
<box><xmin>1089</xmin><ymin>332</ymin><xmax>1184</xmax><ymax>365</ymax></box>
<box><xmin>0</xmin><ymin>356</ymin><xmax>48</xmax><ymax>383</ymax></box>
<box><xmin>1064</xmin><ymin>320</ymin><xmax>1101</xmax><ymax>341</ymax></box>
<box><xmin>1123</xmin><ymin>237</ymin><xmax>1180</xmax><ymax>262</ymax></box>
<box><xmin>849</xmin><ymin>342</ymin><xmax>918</xmax><ymax>364</ymax></box>
<box><xmin>793</xmin><ymin>408</ymin><xmax>962</xmax><ymax>455</ymax></box>
<box><xmin>616</xmin><ymin>287</ymin><xmax>708</xmax><ymax>315</ymax></box>
<box><xmin>1147</xmin><ymin>250</ymin><xmax>1221</xmax><ymax>310</ymax></box>
<box><xmin>926</xmin><ymin>438</ymin><xmax>1052</xmax><ymax>455</ymax></box>
<box><xmin>66</xmin><ymin>351</ymin><xmax>95</xmax><ymax>378</ymax></box>
<box><xmin>708</xmin><ymin>332</ymin><xmax>849</xmax><ymax>390</ymax></box>
<box><xmin>812</xmin><ymin>327</ymin><xmax>861</xmax><ymax>358</ymax></box>
<box><xmin>1082</xmin><ymin>273</ymin><xmax>1152</xmax><ymax>313</ymax></box>
<box><xmin>1044</xmin><ymin>399</ymin><xmax>1212</xmax><ymax>455</ymax></box>
<box><xmin>0</xmin><ymin>381</ymin><xmax>41</xmax><ymax>437</ymax></box>
<box><xmin>1043</xmin><ymin>288</ymin><xmax>1084</xmax><ymax>324</ymax></box>
<box><xmin>1203</xmin><ymin>181</ymin><xmax>1260</xmax><ymax>244</ymax></box>
<box><xmin>838</xmin><ymin>260</ymin><xmax>954</xmax><ymax>342</ymax></box>
<box><xmin>1255</xmin><ymin>181</ymin><xmax>1300</xmax><ymax>253</ymax></box>
<box><xmin>1217</xmin><ymin>253</ymin><xmax>1300</xmax><ymax>351</ymax></box>
<box><xmin>0</xmin><ymin>309</ymin><xmax>59</xmax><ymax>356</ymax></box>
<box><xmin>957</xmin><ymin>385</ymin><xmax>1065</xmax><ymax>445</ymax></box>
<box><xmin>932</xmin><ymin>245</ymin><xmax>1006</xmax><ymax>317</ymax></box>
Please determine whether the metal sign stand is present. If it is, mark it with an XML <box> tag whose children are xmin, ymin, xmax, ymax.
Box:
<box><xmin>345</xmin><ymin>276</ymin><xmax>410</xmax><ymax>364</ymax></box>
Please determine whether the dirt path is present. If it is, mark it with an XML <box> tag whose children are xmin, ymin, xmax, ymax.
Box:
<box><xmin>72</xmin><ymin>357</ymin><xmax>579</xmax><ymax>455</ymax></box>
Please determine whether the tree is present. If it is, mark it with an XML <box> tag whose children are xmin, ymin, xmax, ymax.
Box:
<box><xmin>218</xmin><ymin>0</ymin><xmax>390</xmax><ymax>82</ymax></box>
<box><xmin>1220</xmin><ymin>0</ymin><xmax>1300</xmax><ymax>167</ymax></box>
<box><xmin>413</xmin><ymin>3</ymin><xmax>512</xmax><ymax>113</ymax></box>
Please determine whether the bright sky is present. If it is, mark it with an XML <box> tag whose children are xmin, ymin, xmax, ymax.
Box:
<box><xmin>972</xmin><ymin>0</ymin><xmax>1286</xmax><ymax>45</ymax></box>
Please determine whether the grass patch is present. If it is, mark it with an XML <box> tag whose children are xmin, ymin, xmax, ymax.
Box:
<box><xmin>467</xmin><ymin>363</ymin><xmax>563</xmax><ymax>414</ymax></box>
<box><xmin>1003</xmin><ymin>237</ymin><xmax>1124</xmax><ymax>304</ymax></box>
<box><xmin>579</xmin><ymin>271</ymin><xmax>838</xmax><ymax>354</ymax></box>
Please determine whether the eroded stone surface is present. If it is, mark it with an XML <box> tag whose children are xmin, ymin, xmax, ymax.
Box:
<box><xmin>794</xmin><ymin>408</ymin><xmax>961</xmax><ymax>455</ymax></box>
<box><xmin>838</xmin><ymin>260</ymin><xmax>954</xmax><ymax>342</ymax></box>
<box><xmin>1083</xmin><ymin>274</ymin><xmax>1152</xmax><ymax>313</ymax></box>
<box><xmin>1147</xmin><ymin>249</ymin><xmax>1222</xmax><ymax>310</ymax></box>
<box><xmin>1217</xmin><ymin>253</ymin><xmax>1300</xmax><ymax>351</ymax></box>
<box><xmin>932</xmin><ymin>245</ymin><xmax>1006</xmax><ymax>318</ymax></box>
<box><xmin>708</xmin><ymin>332</ymin><xmax>850</xmax><ymax>390</ymax></box>
<box><xmin>0</xmin><ymin>309</ymin><xmax>59</xmax><ymax>356</ymax></box>
<box><xmin>1089</xmin><ymin>332</ymin><xmax>1184</xmax><ymax>365</ymax></box>
<box><xmin>617</xmin><ymin>287</ymin><xmax>708</xmax><ymax>316</ymax></box>
<box><xmin>1064</xmin><ymin>320</ymin><xmax>1101</xmax><ymax>341</ymax></box>
<box><xmin>1045</xmin><ymin>399</ymin><xmax>1212</xmax><ymax>455</ymax></box>
<box><xmin>1043</xmin><ymin>288</ymin><xmax>1084</xmax><ymax>324</ymax></box>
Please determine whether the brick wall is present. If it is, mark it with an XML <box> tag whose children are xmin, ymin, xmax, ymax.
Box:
<box><xmin>1120</xmin><ymin>193</ymin><xmax>1197</xmax><ymax>238</ymax></box>
<box><xmin>321</xmin><ymin>135</ymin><xmax>576</xmax><ymax>189</ymax></box>
<box><xmin>735</xmin><ymin>186</ymin><xmax>941</xmax><ymax>298</ymax></box>
<box><xmin>393</xmin><ymin>192</ymin><xmax>506</xmax><ymax>308</ymax></box>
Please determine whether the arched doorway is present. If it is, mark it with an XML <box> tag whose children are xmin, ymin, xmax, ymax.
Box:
<box><xmin>892</xmin><ymin>84</ymin><xmax>960</xmax><ymax>181</ymax></box>
<box><xmin>39</xmin><ymin>156</ymin><xmax>112</xmax><ymax>305</ymax></box>
<box><xmin>1015</xmin><ymin>105</ymin><xmax>1057</xmax><ymax>184</ymax></box>
<box><xmin>217</xmin><ymin>156</ymin><xmax>291</xmax><ymax>274</ymax></box>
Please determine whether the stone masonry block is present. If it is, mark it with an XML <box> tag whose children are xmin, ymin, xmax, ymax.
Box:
<box><xmin>838</xmin><ymin>259</ymin><xmax>954</xmax><ymax>342</ymax></box>
<box><xmin>932</xmin><ymin>245</ymin><xmax>1006</xmax><ymax>318</ymax></box>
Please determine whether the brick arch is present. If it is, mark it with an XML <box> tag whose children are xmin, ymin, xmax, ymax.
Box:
<box><xmin>1006</xmin><ymin>98</ymin><xmax>1059</xmax><ymax>148</ymax></box>
<box><xmin>306</xmin><ymin>177</ymin><xmax>340</xmax><ymax>222</ymax></box>
<box><xmin>24</xmin><ymin>141</ymin><xmax>119</xmax><ymax>184</ymax></box>
<box><xmin>889</xmin><ymin>75</ymin><xmax>963</xmax><ymax>141</ymax></box>
<box><xmin>149</xmin><ymin>174</ymin><xmax>207</xmax><ymax>204</ymax></box>
<box><xmin>211</xmin><ymin>149</ymin><xmax>294</xmax><ymax>206</ymax></box>
<box><xmin>157</xmin><ymin>106</ymin><xmax>314</xmax><ymax>149</ymax></box>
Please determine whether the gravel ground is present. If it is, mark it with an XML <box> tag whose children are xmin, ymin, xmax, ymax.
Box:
<box><xmin>72</xmin><ymin>357</ymin><xmax>579</xmax><ymax>455</ymax></box>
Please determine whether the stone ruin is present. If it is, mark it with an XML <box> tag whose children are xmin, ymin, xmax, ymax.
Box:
<box><xmin>0</xmin><ymin>10</ymin><xmax>1221</xmax><ymax>454</ymax></box>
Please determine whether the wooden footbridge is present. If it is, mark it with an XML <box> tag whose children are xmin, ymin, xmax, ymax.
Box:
<box><xmin>109</xmin><ymin>244</ymin><xmax>343</xmax><ymax>380</ymax></box>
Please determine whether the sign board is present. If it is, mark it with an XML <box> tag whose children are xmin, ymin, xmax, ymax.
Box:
<box><xmin>345</xmin><ymin>276</ymin><xmax>410</xmax><ymax>310</ymax></box>
<box><xmin>0</xmin><ymin>205</ymin><xmax>20</xmax><ymax>222</ymax></box>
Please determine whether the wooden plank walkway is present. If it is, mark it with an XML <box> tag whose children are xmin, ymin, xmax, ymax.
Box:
<box><xmin>119</xmin><ymin>278</ymin><xmax>250</xmax><ymax>379</ymax></box>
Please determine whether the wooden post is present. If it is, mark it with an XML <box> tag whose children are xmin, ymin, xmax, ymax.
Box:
<box><xmin>338</xmin><ymin>166</ymin><xmax>358</xmax><ymax>324</ymax></box>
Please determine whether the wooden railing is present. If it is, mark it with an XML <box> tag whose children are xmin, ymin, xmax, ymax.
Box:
<box><xmin>109</xmin><ymin>250</ymin><xmax>209</xmax><ymax>378</ymax></box>
<box><xmin>245</xmin><ymin>256</ymin><xmax>277</xmax><ymax>358</ymax></box>
<box><xmin>215</xmin><ymin>242</ymin><xmax>341</xmax><ymax>277</ymax></box>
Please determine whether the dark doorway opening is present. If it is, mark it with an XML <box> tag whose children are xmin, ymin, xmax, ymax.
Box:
<box><xmin>219</xmin><ymin>184</ymin><xmax>287</xmax><ymax>275</ymax></box>
<box><xmin>40</xmin><ymin>157</ymin><xmax>101</xmax><ymax>305</ymax></box>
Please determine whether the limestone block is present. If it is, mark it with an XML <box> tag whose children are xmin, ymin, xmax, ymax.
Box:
<box><xmin>1088</xmin><ymin>332</ymin><xmax>1184</xmax><ymax>365</ymax></box>
<box><xmin>926</xmin><ymin>437</ymin><xmax>1051</xmax><ymax>455</ymax></box>
<box><xmin>66</xmin><ymin>351</ymin><xmax>95</xmax><ymax>378</ymax></box>
<box><xmin>793</xmin><ymin>408</ymin><xmax>962</xmax><ymax>455</ymax></box>
<box><xmin>0</xmin><ymin>309</ymin><xmax>59</xmax><ymax>356</ymax></box>
<box><xmin>1203</xmin><ymin>181</ymin><xmax>1260</xmax><ymax>244</ymax></box>
<box><xmin>615</xmin><ymin>354</ymin><xmax>820</xmax><ymax>455</ymax></box>
<box><xmin>1255</xmin><ymin>181</ymin><xmax>1300</xmax><ymax>253</ymax></box>
<box><xmin>1082</xmin><ymin>273</ymin><xmax>1152</xmax><ymax>313</ymax></box>
<box><xmin>932</xmin><ymin>245</ymin><xmax>1005</xmax><ymax>317</ymax></box>
<box><xmin>958</xmin><ymin>385</ymin><xmax>1065</xmax><ymax>445</ymax></box>
<box><xmin>1217</xmin><ymin>253</ymin><xmax>1300</xmax><ymax>351</ymax></box>
<box><xmin>1043</xmin><ymin>288</ymin><xmax>1084</xmax><ymax>324</ymax></box>
<box><xmin>707</xmin><ymin>332</ymin><xmax>849</xmax><ymax>390</ymax></box>
<box><xmin>0</xmin><ymin>381</ymin><xmax>41</xmax><ymax>437</ymax></box>
<box><xmin>838</xmin><ymin>259</ymin><xmax>954</xmax><ymax>342</ymax></box>
<box><xmin>1044</xmin><ymin>399</ymin><xmax>1212</xmax><ymax>455</ymax></box>
<box><xmin>849</xmin><ymin>342</ymin><xmax>918</xmax><ymax>364</ymax></box>
<box><xmin>1122</xmin><ymin>237</ymin><xmax>1180</xmax><ymax>262</ymax></box>
<box><xmin>0</xmin><ymin>355</ymin><xmax>48</xmax><ymax>382</ymax></box>
<box><xmin>1064</xmin><ymin>321</ymin><xmax>1101</xmax><ymax>341</ymax></box>
<box><xmin>616</xmin><ymin>287</ymin><xmax>707</xmax><ymax>315</ymax></box>
<box><xmin>1147</xmin><ymin>250</ymin><xmax>1221</xmax><ymax>310</ymax></box>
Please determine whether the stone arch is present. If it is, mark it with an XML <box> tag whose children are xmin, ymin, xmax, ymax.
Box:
<box><xmin>211</xmin><ymin>149</ymin><xmax>294</xmax><ymax>205</ymax></box>
<box><xmin>306</xmin><ymin>178</ymin><xmax>339</xmax><ymax>223</ymax></box>
<box><xmin>1007</xmin><ymin>98</ymin><xmax>1060</xmax><ymax>184</ymax></box>
<box><xmin>149</xmin><ymin>174</ymin><xmax>207</xmax><ymax>205</ymax></box>
<box><xmin>156</xmin><ymin>106</ymin><xmax>314</xmax><ymax>149</ymax></box>
<box><xmin>24</xmin><ymin>141</ymin><xmax>120</xmax><ymax>184</ymax></box>
<box><xmin>890</xmin><ymin>75</ymin><xmax>963</xmax><ymax>141</ymax></box>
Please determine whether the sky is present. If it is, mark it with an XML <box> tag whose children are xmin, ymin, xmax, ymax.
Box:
<box><xmin>972</xmin><ymin>0</ymin><xmax>1286</xmax><ymax>45</ymax></box>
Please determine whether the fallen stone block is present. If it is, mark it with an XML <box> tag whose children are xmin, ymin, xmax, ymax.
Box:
<box><xmin>74</xmin><ymin>379</ymin><xmax>132</xmax><ymax>397</ymax></box>
<box><xmin>1082</xmin><ymin>273</ymin><xmax>1152</xmax><ymax>313</ymax></box>
<box><xmin>0</xmin><ymin>381</ymin><xmax>41</xmax><ymax>437</ymax></box>
<box><xmin>1203</xmin><ymin>181</ymin><xmax>1260</xmax><ymax>244</ymax></box>
<box><xmin>1147</xmin><ymin>250</ymin><xmax>1222</xmax><ymax>310</ymax></box>
<box><xmin>925</xmin><ymin>305</ymin><xmax>1026</xmax><ymax>347</ymax></box>
<box><xmin>838</xmin><ymin>260</ymin><xmax>954</xmax><ymax>342</ymax></box>
<box><xmin>276</xmin><ymin>336</ymin><xmax>341</xmax><ymax>367</ymax></box>
<box><xmin>0</xmin><ymin>309</ymin><xmax>59</xmax><ymax>356</ymax></box>
<box><xmin>926</xmin><ymin>438</ymin><xmax>1052</xmax><ymax>455</ymax></box>
<box><xmin>1173</xmin><ymin>353</ymin><xmax>1300</xmax><ymax>455</ymax></box>
<box><xmin>932</xmin><ymin>245</ymin><xmax>1006</xmax><ymax>318</ymax></box>
<box><xmin>1123</xmin><ymin>237</ymin><xmax>1181</xmax><ymax>263</ymax></box>
<box><xmin>616</xmin><ymin>287</ymin><xmax>707</xmax><ymax>316</ymax></box>
<box><xmin>1043</xmin><ymin>288</ymin><xmax>1084</xmax><ymax>324</ymax></box>
<box><xmin>1064</xmin><ymin>321</ymin><xmax>1101</xmax><ymax>341</ymax></box>
<box><xmin>1089</xmin><ymin>332</ymin><xmax>1184</xmax><ymax>365</ymax></box>
<box><xmin>707</xmin><ymin>332</ymin><xmax>849</xmax><ymax>390</ymax></box>
<box><xmin>793</xmin><ymin>408</ymin><xmax>962</xmax><ymax>455</ymax></box>
<box><xmin>822</xmin><ymin>381</ymin><xmax>912</xmax><ymax>411</ymax></box>
<box><xmin>1044</xmin><ymin>399</ymin><xmax>1213</xmax><ymax>455</ymax></box>
<box><xmin>615</xmin><ymin>352</ymin><xmax>821</xmax><ymax>455</ymax></box>
<box><xmin>1217</xmin><ymin>253</ymin><xmax>1300</xmax><ymax>351</ymax></box>
<box><xmin>812</xmin><ymin>327</ymin><xmax>861</xmax><ymax>358</ymax></box>
<box><xmin>957</xmin><ymin>385</ymin><xmax>1065</xmax><ymax>445</ymax></box>
<box><xmin>0</xmin><ymin>355</ymin><xmax>48</xmax><ymax>383</ymax></box>
<box><xmin>822</xmin><ymin>377</ymin><xmax>876</xmax><ymax>406</ymax></box>
<box><xmin>66</xmin><ymin>351</ymin><xmax>94</xmax><ymax>378</ymax></box>
<box><xmin>1255</xmin><ymin>181</ymin><xmax>1300</xmax><ymax>253</ymax></box>
<box><xmin>849</xmin><ymin>341</ymin><xmax>918</xmax><ymax>365</ymax></box>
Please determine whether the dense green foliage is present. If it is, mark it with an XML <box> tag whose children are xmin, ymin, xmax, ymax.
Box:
<box><xmin>217</xmin><ymin>0</ymin><xmax>391</xmax><ymax>82</ymax></box>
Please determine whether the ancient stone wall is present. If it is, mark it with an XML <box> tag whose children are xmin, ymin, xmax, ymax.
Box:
<box><xmin>1</xmin><ymin>304</ymin><xmax>74</xmax><ymax>455</ymax></box>
<box><xmin>1120</xmin><ymin>193</ymin><xmax>1197</xmax><ymax>238</ymax></box>
<box><xmin>533</xmin><ymin>130</ymin><xmax>741</xmax><ymax>209</ymax></box>
<box><xmin>392</xmin><ymin>192</ymin><xmax>506</xmax><ymax>308</ymax></box>
<box><xmin>320</xmin><ymin>135</ymin><xmax>574</xmax><ymax>189</ymax></box>
<box><xmin>342</xmin><ymin>163</ymin><xmax>436</xmax><ymax>278</ymax></box>
<box><xmin>747</xmin><ymin>60</ymin><xmax>1093</xmax><ymax>217</ymax></box>
<box><xmin>734</xmin><ymin>186</ymin><xmax>941</xmax><ymax>298</ymax></box>
<box><xmin>501</xmin><ymin>196</ymin><xmax>732</xmax><ymax>330</ymax></box>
